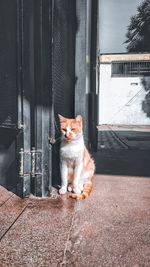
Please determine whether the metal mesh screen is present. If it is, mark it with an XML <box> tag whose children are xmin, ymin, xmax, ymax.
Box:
<box><xmin>53</xmin><ymin>0</ymin><xmax>76</xmax><ymax>119</ymax></box>
<box><xmin>52</xmin><ymin>0</ymin><xmax>76</xmax><ymax>186</ymax></box>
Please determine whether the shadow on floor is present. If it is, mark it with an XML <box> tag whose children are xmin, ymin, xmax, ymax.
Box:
<box><xmin>92</xmin><ymin>149</ymin><xmax>150</xmax><ymax>177</ymax></box>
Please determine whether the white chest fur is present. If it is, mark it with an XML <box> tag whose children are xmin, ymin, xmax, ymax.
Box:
<box><xmin>60</xmin><ymin>137</ymin><xmax>84</xmax><ymax>161</ymax></box>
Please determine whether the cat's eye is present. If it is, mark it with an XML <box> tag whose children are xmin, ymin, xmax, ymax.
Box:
<box><xmin>71</xmin><ymin>128</ymin><xmax>76</xmax><ymax>131</ymax></box>
<box><xmin>62</xmin><ymin>128</ymin><xmax>67</xmax><ymax>132</ymax></box>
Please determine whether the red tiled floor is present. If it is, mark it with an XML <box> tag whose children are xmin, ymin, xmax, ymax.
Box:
<box><xmin>0</xmin><ymin>186</ymin><xmax>13</xmax><ymax>207</ymax></box>
<box><xmin>0</xmin><ymin>175</ymin><xmax>150</xmax><ymax>267</ymax></box>
<box><xmin>66</xmin><ymin>175</ymin><xmax>150</xmax><ymax>267</ymax></box>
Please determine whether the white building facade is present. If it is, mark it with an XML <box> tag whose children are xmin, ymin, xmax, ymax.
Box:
<box><xmin>99</xmin><ymin>54</ymin><xmax>150</xmax><ymax>125</ymax></box>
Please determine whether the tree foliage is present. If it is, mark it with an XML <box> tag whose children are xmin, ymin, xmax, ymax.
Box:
<box><xmin>125</xmin><ymin>0</ymin><xmax>150</xmax><ymax>52</ymax></box>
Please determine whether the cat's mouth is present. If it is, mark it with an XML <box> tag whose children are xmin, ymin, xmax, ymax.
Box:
<box><xmin>65</xmin><ymin>137</ymin><xmax>72</xmax><ymax>142</ymax></box>
<box><xmin>64</xmin><ymin>134</ymin><xmax>81</xmax><ymax>142</ymax></box>
<box><xmin>64</xmin><ymin>134</ymin><xmax>74</xmax><ymax>142</ymax></box>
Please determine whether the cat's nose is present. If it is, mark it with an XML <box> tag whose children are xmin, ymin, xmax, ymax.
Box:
<box><xmin>65</xmin><ymin>132</ymin><xmax>72</xmax><ymax>140</ymax></box>
<box><xmin>64</xmin><ymin>133</ymin><xmax>67</xmax><ymax>138</ymax></box>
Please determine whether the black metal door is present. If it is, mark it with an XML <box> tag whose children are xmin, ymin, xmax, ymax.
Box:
<box><xmin>0</xmin><ymin>0</ymin><xmax>35</xmax><ymax>197</ymax></box>
<box><xmin>19</xmin><ymin>0</ymin><xmax>53</xmax><ymax>197</ymax></box>
<box><xmin>0</xmin><ymin>0</ymin><xmax>21</xmax><ymax>195</ymax></box>
<box><xmin>0</xmin><ymin>0</ymin><xmax>52</xmax><ymax>197</ymax></box>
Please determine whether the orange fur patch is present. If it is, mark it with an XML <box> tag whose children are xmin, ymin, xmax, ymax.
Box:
<box><xmin>69</xmin><ymin>181</ymin><xmax>93</xmax><ymax>200</ymax></box>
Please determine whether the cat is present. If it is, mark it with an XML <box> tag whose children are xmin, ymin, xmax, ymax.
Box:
<box><xmin>58</xmin><ymin>114</ymin><xmax>95</xmax><ymax>200</ymax></box>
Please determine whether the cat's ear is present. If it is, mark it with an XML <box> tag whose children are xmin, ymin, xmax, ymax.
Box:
<box><xmin>75</xmin><ymin>115</ymin><xmax>82</xmax><ymax>123</ymax></box>
<box><xmin>58</xmin><ymin>114</ymin><xmax>66</xmax><ymax>122</ymax></box>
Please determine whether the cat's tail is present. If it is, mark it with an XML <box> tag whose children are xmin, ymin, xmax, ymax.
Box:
<box><xmin>69</xmin><ymin>181</ymin><xmax>93</xmax><ymax>200</ymax></box>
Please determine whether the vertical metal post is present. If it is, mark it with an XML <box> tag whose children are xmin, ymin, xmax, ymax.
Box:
<box><xmin>86</xmin><ymin>0</ymin><xmax>92</xmax><ymax>95</ymax></box>
<box><xmin>34</xmin><ymin>0</ymin><xmax>52</xmax><ymax>197</ymax></box>
<box><xmin>75</xmin><ymin>0</ymin><xmax>89</xmax><ymax>144</ymax></box>
<box><xmin>75</xmin><ymin>0</ymin><xmax>98</xmax><ymax>149</ymax></box>
<box><xmin>31</xmin><ymin>147</ymin><xmax>36</xmax><ymax>195</ymax></box>
<box><xmin>89</xmin><ymin>0</ymin><xmax>98</xmax><ymax>151</ymax></box>
<box><xmin>17</xmin><ymin>0</ymin><xmax>33</xmax><ymax>197</ymax></box>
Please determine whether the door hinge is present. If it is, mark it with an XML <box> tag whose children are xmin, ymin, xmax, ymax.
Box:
<box><xmin>19</xmin><ymin>148</ymin><xmax>42</xmax><ymax>177</ymax></box>
<box><xmin>31</xmin><ymin>147</ymin><xmax>42</xmax><ymax>177</ymax></box>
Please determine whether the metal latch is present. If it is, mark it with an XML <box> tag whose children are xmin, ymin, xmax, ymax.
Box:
<box><xmin>48</xmin><ymin>137</ymin><xmax>56</xmax><ymax>145</ymax></box>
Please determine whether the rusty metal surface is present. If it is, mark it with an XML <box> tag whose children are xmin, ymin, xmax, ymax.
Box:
<box><xmin>0</xmin><ymin>175</ymin><xmax>150</xmax><ymax>267</ymax></box>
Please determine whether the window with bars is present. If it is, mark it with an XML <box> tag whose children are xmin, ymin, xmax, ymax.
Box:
<box><xmin>112</xmin><ymin>61</ymin><xmax>150</xmax><ymax>77</ymax></box>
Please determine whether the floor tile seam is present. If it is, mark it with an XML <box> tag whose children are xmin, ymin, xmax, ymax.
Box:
<box><xmin>0</xmin><ymin>194</ymin><xmax>14</xmax><ymax>208</ymax></box>
<box><xmin>60</xmin><ymin>201</ymin><xmax>78</xmax><ymax>267</ymax></box>
<box><xmin>0</xmin><ymin>203</ymin><xmax>29</xmax><ymax>242</ymax></box>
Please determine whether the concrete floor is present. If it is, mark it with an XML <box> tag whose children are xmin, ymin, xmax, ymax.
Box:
<box><xmin>0</xmin><ymin>172</ymin><xmax>150</xmax><ymax>267</ymax></box>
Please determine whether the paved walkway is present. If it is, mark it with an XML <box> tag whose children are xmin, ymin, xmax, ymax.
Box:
<box><xmin>0</xmin><ymin>174</ymin><xmax>150</xmax><ymax>267</ymax></box>
<box><xmin>97</xmin><ymin>125</ymin><xmax>150</xmax><ymax>132</ymax></box>
<box><xmin>97</xmin><ymin>125</ymin><xmax>150</xmax><ymax>150</ymax></box>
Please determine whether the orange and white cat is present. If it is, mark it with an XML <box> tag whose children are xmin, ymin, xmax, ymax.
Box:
<box><xmin>58</xmin><ymin>114</ymin><xmax>95</xmax><ymax>200</ymax></box>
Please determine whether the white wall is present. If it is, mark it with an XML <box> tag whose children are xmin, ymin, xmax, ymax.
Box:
<box><xmin>99</xmin><ymin>63</ymin><xmax>150</xmax><ymax>125</ymax></box>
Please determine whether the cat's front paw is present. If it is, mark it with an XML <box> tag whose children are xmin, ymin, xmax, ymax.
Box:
<box><xmin>73</xmin><ymin>187</ymin><xmax>81</xmax><ymax>194</ymax></box>
<box><xmin>68</xmin><ymin>185</ymin><xmax>73</xmax><ymax>192</ymax></box>
<box><xmin>59</xmin><ymin>186</ymin><xmax>67</xmax><ymax>195</ymax></box>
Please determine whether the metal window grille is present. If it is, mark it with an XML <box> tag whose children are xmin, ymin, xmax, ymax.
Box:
<box><xmin>112</xmin><ymin>61</ymin><xmax>150</xmax><ymax>77</ymax></box>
